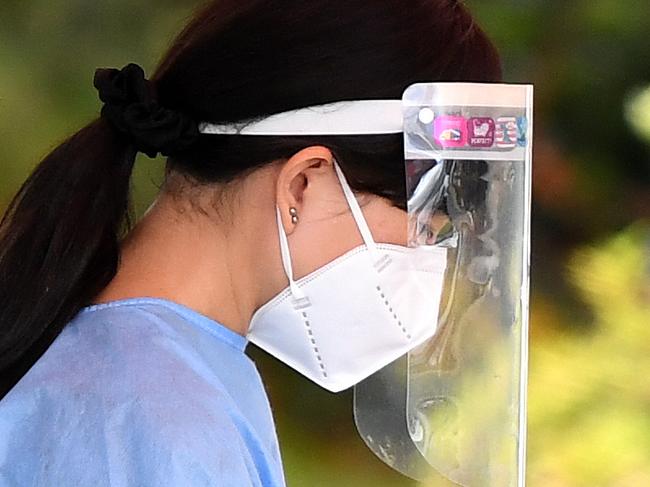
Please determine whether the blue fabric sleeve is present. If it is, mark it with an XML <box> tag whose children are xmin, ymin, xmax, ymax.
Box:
<box><xmin>0</xmin><ymin>385</ymin><xmax>259</xmax><ymax>487</ymax></box>
<box><xmin>0</xmin><ymin>299</ymin><xmax>286</xmax><ymax>487</ymax></box>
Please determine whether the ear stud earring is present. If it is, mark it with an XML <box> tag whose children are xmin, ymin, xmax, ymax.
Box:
<box><xmin>289</xmin><ymin>207</ymin><xmax>299</xmax><ymax>224</ymax></box>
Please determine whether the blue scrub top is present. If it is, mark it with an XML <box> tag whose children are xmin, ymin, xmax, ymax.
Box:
<box><xmin>0</xmin><ymin>297</ymin><xmax>286</xmax><ymax>487</ymax></box>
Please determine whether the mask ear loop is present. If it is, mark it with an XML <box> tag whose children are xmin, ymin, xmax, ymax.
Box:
<box><xmin>276</xmin><ymin>159</ymin><xmax>385</xmax><ymax>303</ymax></box>
<box><xmin>275</xmin><ymin>205</ymin><xmax>308</xmax><ymax>302</ymax></box>
<box><xmin>333</xmin><ymin>160</ymin><xmax>385</xmax><ymax>268</ymax></box>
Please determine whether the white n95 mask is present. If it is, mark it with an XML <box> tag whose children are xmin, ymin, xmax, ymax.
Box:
<box><xmin>247</xmin><ymin>160</ymin><xmax>447</xmax><ymax>393</ymax></box>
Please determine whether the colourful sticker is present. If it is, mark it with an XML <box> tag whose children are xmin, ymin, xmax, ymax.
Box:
<box><xmin>516</xmin><ymin>117</ymin><xmax>528</xmax><ymax>147</ymax></box>
<box><xmin>495</xmin><ymin>117</ymin><xmax>518</xmax><ymax>148</ymax></box>
<box><xmin>467</xmin><ymin>117</ymin><xmax>495</xmax><ymax>147</ymax></box>
<box><xmin>433</xmin><ymin>115</ymin><xmax>467</xmax><ymax>148</ymax></box>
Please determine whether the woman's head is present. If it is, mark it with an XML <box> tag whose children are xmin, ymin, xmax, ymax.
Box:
<box><xmin>149</xmin><ymin>0</ymin><xmax>502</xmax><ymax>286</ymax></box>
<box><xmin>0</xmin><ymin>0</ymin><xmax>501</xmax><ymax>397</ymax></box>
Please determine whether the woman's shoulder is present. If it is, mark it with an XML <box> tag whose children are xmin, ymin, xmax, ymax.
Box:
<box><xmin>0</xmin><ymin>299</ymin><xmax>285</xmax><ymax>486</ymax></box>
<box><xmin>1</xmin><ymin>297</ymin><xmax>256</xmax><ymax>421</ymax></box>
<box><xmin>7</xmin><ymin>298</ymin><xmax>240</xmax><ymax>397</ymax></box>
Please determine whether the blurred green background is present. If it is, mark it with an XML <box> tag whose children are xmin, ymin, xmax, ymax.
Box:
<box><xmin>1</xmin><ymin>1</ymin><xmax>648</xmax><ymax>486</ymax></box>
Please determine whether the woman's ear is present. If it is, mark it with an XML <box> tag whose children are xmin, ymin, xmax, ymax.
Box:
<box><xmin>276</xmin><ymin>146</ymin><xmax>334</xmax><ymax>235</ymax></box>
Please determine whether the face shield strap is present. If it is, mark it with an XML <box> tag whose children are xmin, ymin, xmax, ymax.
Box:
<box><xmin>198</xmin><ymin>100</ymin><xmax>403</xmax><ymax>135</ymax></box>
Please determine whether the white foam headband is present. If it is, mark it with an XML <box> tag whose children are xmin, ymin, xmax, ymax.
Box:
<box><xmin>198</xmin><ymin>100</ymin><xmax>403</xmax><ymax>135</ymax></box>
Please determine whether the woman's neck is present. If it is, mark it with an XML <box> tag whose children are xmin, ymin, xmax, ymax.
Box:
<box><xmin>92</xmin><ymin>193</ymin><xmax>265</xmax><ymax>336</ymax></box>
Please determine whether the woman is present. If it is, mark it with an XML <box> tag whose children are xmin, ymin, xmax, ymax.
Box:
<box><xmin>0</xmin><ymin>0</ymin><xmax>502</xmax><ymax>485</ymax></box>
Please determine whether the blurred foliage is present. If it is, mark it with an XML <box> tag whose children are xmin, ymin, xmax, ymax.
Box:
<box><xmin>0</xmin><ymin>1</ymin><xmax>649</xmax><ymax>486</ymax></box>
<box><xmin>528</xmin><ymin>224</ymin><xmax>650</xmax><ymax>486</ymax></box>
<box><xmin>625</xmin><ymin>86</ymin><xmax>650</xmax><ymax>143</ymax></box>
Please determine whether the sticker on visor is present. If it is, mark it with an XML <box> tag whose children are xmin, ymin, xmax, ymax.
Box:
<box><xmin>421</xmin><ymin>108</ymin><xmax>527</xmax><ymax>152</ymax></box>
<box><xmin>403</xmin><ymin>83</ymin><xmax>532</xmax><ymax>163</ymax></box>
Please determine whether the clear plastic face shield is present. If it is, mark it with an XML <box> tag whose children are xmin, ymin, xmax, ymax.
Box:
<box><xmin>198</xmin><ymin>82</ymin><xmax>534</xmax><ymax>486</ymax></box>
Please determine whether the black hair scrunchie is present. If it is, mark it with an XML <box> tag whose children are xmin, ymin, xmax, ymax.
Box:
<box><xmin>93</xmin><ymin>63</ymin><xmax>200</xmax><ymax>158</ymax></box>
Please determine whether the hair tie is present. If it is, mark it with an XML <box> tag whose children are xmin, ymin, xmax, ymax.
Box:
<box><xmin>93</xmin><ymin>63</ymin><xmax>200</xmax><ymax>158</ymax></box>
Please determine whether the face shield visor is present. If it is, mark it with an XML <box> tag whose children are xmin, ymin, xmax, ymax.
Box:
<box><xmin>198</xmin><ymin>82</ymin><xmax>534</xmax><ymax>486</ymax></box>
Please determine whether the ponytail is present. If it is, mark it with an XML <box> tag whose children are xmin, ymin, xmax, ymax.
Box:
<box><xmin>0</xmin><ymin>117</ymin><xmax>136</xmax><ymax>398</ymax></box>
<box><xmin>0</xmin><ymin>62</ymin><xmax>201</xmax><ymax>398</ymax></box>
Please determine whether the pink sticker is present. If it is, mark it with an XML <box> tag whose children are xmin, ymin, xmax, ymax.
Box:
<box><xmin>433</xmin><ymin>115</ymin><xmax>467</xmax><ymax>148</ymax></box>
<box><xmin>468</xmin><ymin>117</ymin><xmax>495</xmax><ymax>147</ymax></box>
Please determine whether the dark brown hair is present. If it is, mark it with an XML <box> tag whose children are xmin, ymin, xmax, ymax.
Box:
<box><xmin>0</xmin><ymin>0</ymin><xmax>501</xmax><ymax>397</ymax></box>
